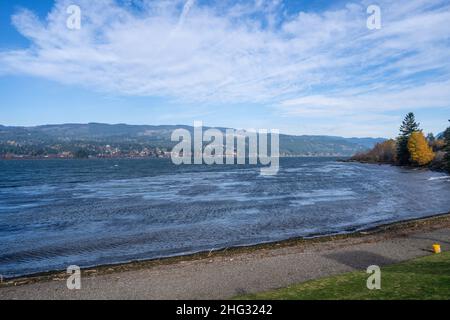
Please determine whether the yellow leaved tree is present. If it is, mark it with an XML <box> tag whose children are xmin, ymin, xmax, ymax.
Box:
<box><xmin>407</xmin><ymin>131</ymin><xmax>435</xmax><ymax>166</ymax></box>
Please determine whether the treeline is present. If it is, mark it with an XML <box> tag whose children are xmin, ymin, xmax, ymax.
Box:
<box><xmin>0</xmin><ymin>139</ymin><xmax>170</xmax><ymax>159</ymax></box>
<box><xmin>352</xmin><ymin>113</ymin><xmax>450</xmax><ymax>172</ymax></box>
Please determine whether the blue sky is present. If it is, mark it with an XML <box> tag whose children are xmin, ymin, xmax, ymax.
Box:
<box><xmin>1</xmin><ymin>0</ymin><xmax>449</xmax><ymax>138</ymax></box>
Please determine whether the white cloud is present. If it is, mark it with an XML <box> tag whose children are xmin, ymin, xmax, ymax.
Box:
<box><xmin>279</xmin><ymin>81</ymin><xmax>450</xmax><ymax>117</ymax></box>
<box><xmin>1</xmin><ymin>0</ymin><xmax>450</xmax><ymax>133</ymax></box>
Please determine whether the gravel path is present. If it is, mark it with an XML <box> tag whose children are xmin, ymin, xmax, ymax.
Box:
<box><xmin>1</xmin><ymin>219</ymin><xmax>449</xmax><ymax>300</ymax></box>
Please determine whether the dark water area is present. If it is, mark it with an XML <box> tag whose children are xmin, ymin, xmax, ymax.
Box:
<box><xmin>0</xmin><ymin>158</ymin><xmax>449</xmax><ymax>278</ymax></box>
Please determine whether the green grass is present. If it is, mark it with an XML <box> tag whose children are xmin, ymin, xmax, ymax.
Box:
<box><xmin>237</xmin><ymin>251</ymin><xmax>450</xmax><ymax>300</ymax></box>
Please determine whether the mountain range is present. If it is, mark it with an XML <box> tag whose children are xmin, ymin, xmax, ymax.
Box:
<box><xmin>0</xmin><ymin>123</ymin><xmax>386</xmax><ymax>158</ymax></box>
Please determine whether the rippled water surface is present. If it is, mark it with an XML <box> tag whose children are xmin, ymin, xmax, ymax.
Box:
<box><xmin>1</xmin><ymin>158</ymin><xmax>449</xmax><ymax>277</ymax></box>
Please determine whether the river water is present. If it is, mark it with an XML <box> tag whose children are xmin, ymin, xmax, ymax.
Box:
<box><xmin>1</xmin><ymin>158</ymin><xmax>449</xmax><ymax>277</ymax></box>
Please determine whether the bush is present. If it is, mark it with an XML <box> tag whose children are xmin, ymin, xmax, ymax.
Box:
<box><xmin>429</xmin><ymin>139</ymin><xmax>446</xmax><ymax>152</ymax></box>
<box><xmin>351</xmin><ymin>140</ymin><xmax>396</xmax><ymax>163</ymax></box>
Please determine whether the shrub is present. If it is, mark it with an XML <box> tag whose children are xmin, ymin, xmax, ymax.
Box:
<box><xmin>351</xmin><ymin>140</ymin><xmax>396</xmax><ymax>163</ymax></box>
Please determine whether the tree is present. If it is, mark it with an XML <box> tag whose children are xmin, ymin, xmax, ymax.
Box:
<box><xmin>397</xmin><ymin>112</ymin><xmax>420</xmax><ymax>165</ymax></box>
<box><xmin>74</xmin><ymin>149</ymin><xmax>89</xmax><ymax>159</ymax></box>
<box><xmin>444</xmin><ymin>121</ymin><xmax>450</xmax><ymax>172</ymax></box>
<box><xmin>407</xmin><ymin>131</ymin><xmax>435</xmax><ymax>166</ymax></box>
<box><xmin>426</xmin><ymin>133</ymin><xmax>435</xmax><ymax>143</ymax></box>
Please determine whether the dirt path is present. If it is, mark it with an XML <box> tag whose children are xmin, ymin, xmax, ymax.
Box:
<box><xmin>1</xmin><ymin>215</ymin><xmax>450</xmax><ymax>300</ymax></box>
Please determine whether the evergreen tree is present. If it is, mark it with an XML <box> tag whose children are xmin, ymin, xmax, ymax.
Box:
<box><xmin>444</xmin><ymin>120</ymin><xmax>450</xmax><ymax>172</ymax></box>
<box><xmin>397</xmin><ymin>112</ymin><xmax>420</xmax><ymax>165</ymax></box>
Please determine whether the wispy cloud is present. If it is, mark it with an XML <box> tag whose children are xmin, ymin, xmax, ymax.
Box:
<box><xmin>0</xmin><ymin>0</ymin><xmax>449</xmax><ymax>134</ymax></box>
<box><xmin>279</xmin><ymin>81</ymin><xmax>450</xmax><ymax>117</ymax></box>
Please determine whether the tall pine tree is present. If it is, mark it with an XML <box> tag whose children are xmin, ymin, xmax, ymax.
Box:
<box><xmin>444</xmin><ymin>120</ymin><xmax>450</xmax><ymax>173</ymax></box>
<box><xmin>397</xmin><ymin>112</ymin><xmax>420</xmax><ymax>165</ymax></box>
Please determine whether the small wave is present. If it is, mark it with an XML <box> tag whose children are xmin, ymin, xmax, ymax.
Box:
<box><xmin>428</xmin><ymin>176</ymin><xmax>450</xmax><ymax>181</ymax></box>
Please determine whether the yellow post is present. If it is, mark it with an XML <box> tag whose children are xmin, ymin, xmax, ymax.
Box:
<box><xmin>433</xmin><ymin>244</ymin><xmax>441</xmax><ymax>254</ymax></box>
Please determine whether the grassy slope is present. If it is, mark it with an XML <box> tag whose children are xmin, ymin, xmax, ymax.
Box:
<box><xmin>237</xmin><ymin>252</ymin><xmax>450</xmax><ymax>300</ymax></box>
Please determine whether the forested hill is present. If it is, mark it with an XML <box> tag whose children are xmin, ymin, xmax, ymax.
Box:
<box><xmin>0</xmin><ymin>123</ymin><xmax>385</xmax><ymax>158</ymax></box>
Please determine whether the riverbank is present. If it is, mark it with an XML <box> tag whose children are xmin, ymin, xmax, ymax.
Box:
<box><xmin>343</xmin><ymin>158</ymin><xmax>450</xmax><ymax>175</ymax></box>
<box><xmin>0</xmin><ymin>155</ymin><xmax>348</xmax><ymax>161</ymax></box>
<box><xmin>1</xmin><ymin>213</ymin><xmax>449</xmax><ymax>299</ymax></box>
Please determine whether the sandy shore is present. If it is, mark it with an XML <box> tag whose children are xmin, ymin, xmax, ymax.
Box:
<box><xmin>1</xmin><ymin>213</ymin><xmax>449</xmax><ymax>300</ymax></box>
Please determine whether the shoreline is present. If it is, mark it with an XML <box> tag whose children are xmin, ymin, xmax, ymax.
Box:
<box><xmin>2</xmin><ymin>211</ymin><xmax>450</xmax><ymax>288</ymax></box>
<box><xmin>0</xmin><ymin>155</ymin><xmax>348</xmax><ymax>161</ymax></box>
<box><xmin>344</xmin><ymin>159</ymin><xmax>450</xmax><ymax>174</ymax></box>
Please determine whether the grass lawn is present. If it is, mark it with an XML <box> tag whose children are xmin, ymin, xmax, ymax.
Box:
<box><xmin>237</xmin><ymin>251</ymin><xmax>450</xmax><ymax>300</ymax></box>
